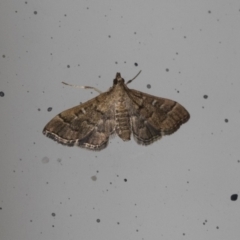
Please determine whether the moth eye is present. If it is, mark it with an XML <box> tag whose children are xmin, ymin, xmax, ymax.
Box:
<box><xmin>113</xmin><ymin>79</ymin><xmax>118</xmax><ymax>85</ymax></box>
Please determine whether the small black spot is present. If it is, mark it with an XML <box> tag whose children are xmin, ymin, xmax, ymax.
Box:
<box><xmin>115</xmin><ymin>61</ymin><xmax>118</xmax><ymax>64</ymax></box>
<box><xmin>38</xmin><ymin>108</ymin><xmax>41</xmax><ymax>111</ymax></box>
<box><xmin>96</xmin><ymin>219</ymin><xmax>100</xmax><ymax>223</ymax></box>
<box><xmin>216</xmin><ymin>226</ymin><xmax>219</xmax><ymax>229</ymax></box>
<box><xmin>64</xmin><ymin>14</ymin><xmax>67</xmax><ymax>17</ymax></box>
<box><xmin>52</xmin><ymin>225</ymin><xmax>54</xmax><ymax>228</ymax></box>
<box><xmin>51</xmin><ymin>213</ymin><xmax>56</xmax><ymax>217</ymax></box>
<box><xmin>34</xmin><ymin>11</ymin><xmax>37</xmax><ymax>15</ymax></box>
<box><xmin>147</xmin><ymin>84</ymin><xmax>151</xmax><ymax>89</ymax></box>
<box><xmin>203</xmin><ymin>95</ymin><xmax>208</xmax><ymax>99</ymax></box>
<box><xmin>30</xmin><ymin>220</ymin><xmax>33</xmax><ymax>222</ymax></box>
<box><xmin>47</xmin><ymin>107</ymin><xmax>52</xmax><ymax>112</ymax></box>
<box><xmin>2</xmin><ymin>55</ymin><xmax>5</xmax><ymax>58</ymax></box>
<box><xmin>67</xmin><ymin>65</ymin><xmax>70</xmax><ymax>68</ymax></box>
<box><xmin>108</xmin><ymin>35</ymin><xmax>111</xmax><ymax>38</ymax></box>
<box><xmin>25</xmin><ymin>1</ymin><xmax>28</xmax><ymax>4</ymax></box>
<box><xmin>224</xmin><ymin>119</ymin><xmax>228</xmax><ymax>123</ymax></box>
<box><xmin>0</xmin><ymin>207</ymin><xmax>2</xmax><ymax>210</ymax></box>
<box><xmin>208</xmin><ymin>10</ymin><xmax>211</xmax><ymax>14</ymax></box>
<box><xmin>124</xmin><ymin>178</ymin><xmax>127</xmax><ymax>182</ymax></box>
<box><xmin>166</xmin><ymin>68</ymin><xmax>169</xmax><ymax>72</ymax></box>
<box><xmin>231</xmin><ymin>194</ymin><xmax>238</xmax><ymax>201</ymax></box>
<box><xmin>15</xmin><ymin>11</ymin><xmax>18</xmax><ymax>13</ymax></box>
<box><xmin>134</xmin><ymin>62</ymin><xmax>138</xmax><ymax>66</ymax></box>
<box><xmin>0</xmin><ymin>91</ymin><xmax>5</xmax><ymax>97</ymax></box>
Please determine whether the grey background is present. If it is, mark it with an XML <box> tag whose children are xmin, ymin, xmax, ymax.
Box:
<box><xmin>1</xmin><ymin>1</ymin><xmax>240</xmax><ymax>239</ymax></box>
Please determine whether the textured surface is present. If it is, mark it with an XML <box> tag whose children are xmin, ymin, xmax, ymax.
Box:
<box><xmin>1</xmin><ymin>1</ymin><xmax>240</xmax><ymax>240</ymax></box>
<box><xmin>43</xmin><ymin>73</ymin><xmax>190</xmax><ymax>150</ymax></box>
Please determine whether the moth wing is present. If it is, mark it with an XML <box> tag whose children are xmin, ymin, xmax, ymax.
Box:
<box><xmin>43</xmin><ymin>92</ymin><xmax>116</xmax><ymax>150</ymax></box>
<box><xmin>128</xmin><ymin>89</ymin><xmax>190</xmax><ymax>145</ymax></box>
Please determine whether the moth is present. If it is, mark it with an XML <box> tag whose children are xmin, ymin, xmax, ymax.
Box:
<box><xmin>43</xmin><ymin>71</ymin><xmax>190</xmax><ymax>150</ymax></box>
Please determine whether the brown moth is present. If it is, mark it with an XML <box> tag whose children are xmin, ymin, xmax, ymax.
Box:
<box><xmin>43</xmin><ymin>72</ymin><xmax>190</xmax><ymax>150</ymax></box>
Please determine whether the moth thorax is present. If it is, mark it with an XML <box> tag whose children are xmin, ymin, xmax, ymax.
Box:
<box><xmin>115</xmin><ymin>103</ymin><xmax>131</xmax><ymax>141</ymax></box>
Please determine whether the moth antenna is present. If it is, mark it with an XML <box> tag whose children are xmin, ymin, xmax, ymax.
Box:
<box><xmin>62</xmin><ymin>82</ymin><xmax>102</xmax><ymax>94</ymax></box>
<box><xmin>126</xmin><ymin>70</ymin><xmax>142</xmax><ymax>85</ymax></box>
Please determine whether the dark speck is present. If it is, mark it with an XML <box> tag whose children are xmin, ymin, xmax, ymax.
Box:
<box><xmin>231</xmin><ymin>194</ymin><xmax>238</xmax><ymax>201</ymax></box>
<box><xmin>0</xmin><ymin>91</ymin><xmax>5</xmax><ymax>97</ymax></box>
<box><xmin>91</xmin><ymin>176</ymin><xmax>97</xmax><ymax>181</ymax></box>
<box><xmin>96</xmin><ymin>219</ymin><xmax>100</xmax><ymax>223</ymax></box>
<box><xmin>51</xmin><ymin>213</ymin><xmax>56</xmax><ymax>217</ymax></box>
<box><xmin>224</xmin><ymin>119</ymin><xmax>228</xmax><ymax>123</ymax></box>
<box><xmin>108</xmin><ymin>35</ymin><xmax>111</xmax><ymax>38</ymax></box>
<box><xmin>147</xmin><ymin>84</ymin><xmax>151</xmax><ymax>89</ymax></box>
<box><xmin>166</xmin><ymin>68</ymin><xmax>169</xmax><ymax>72</ymax></box>
<box><xmin>115</xmin><ymin>61</ymin><xmax>118</xmax><ymax>64</ymax></box>
<box><xmin>124</xmin><ymin>178</ymin><xmax>127</xmax><ymax>182</ymax></box>
<box><xmin>47</xmin><ymin>107</ymin><xmax>52</xmax><ymax>112</ymax></box>
<box><xmin>34</xmin><ymin>11</ymin><xmax>37</xmax><ymax>15</ymax></box>
<box><xmin>208</xmin><ymin>10</ymin><xmax>211</xmax><ymax>14</ymax></box>
<box><xmin>38</xmin><ymin>108</ymin><xmax>41</xmax><ymax>111</ymax></box>
<box><xmin>134</xmin><ymin>63</ymin><xmax>138</xmax><ymax>66</ymax></box>
<box><xmin>0</xmin><ymin>207</ymin><xmax>2</xmax><ymax>210</ymax></box>
<box><xmin>67</xmin><ymin>65</ymin><xmax>70</xmax><ymax>68</ymax></box>
<box><xmin>2</xmin><ymin>55</ymin><xmax>5</xmax><ymax>58</ymax></box>
<box><xmin>203</xmin><ymin>95</ymin><xmax>208</xmax><ymax>99</ymax></box>
<box><xmin>42</xmin><ymin>157</ymin><xmax>49</xmax><ymax>164</ymax></box>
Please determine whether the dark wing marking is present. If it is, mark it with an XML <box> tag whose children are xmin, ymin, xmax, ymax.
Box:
<box><xmin>43</xmin><ymin>92</ymin><xmax>116</xmax><ymax>150</ymax></box>
<box><xmin>127</xmin><ymin>89</ymin><xmax>190</xmax><ymax>145</ymax></box>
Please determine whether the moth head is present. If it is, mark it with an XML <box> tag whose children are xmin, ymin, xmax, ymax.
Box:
<box><xmin>113</xmin><ymin>72</ymin><xmax>125</xmax><ymax>85</ymax></box>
